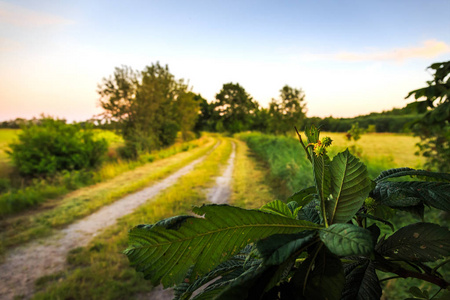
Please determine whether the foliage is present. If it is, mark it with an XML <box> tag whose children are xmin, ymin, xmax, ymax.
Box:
<box><xmin>345</xmin><ymin>122</ymin><xmax>364</xmax><ymax>141</ymax></box>
<box><xmin>268</xmin><ymin>85</ymin><xmax>307</xmax><ymax>135</ymax></box>
<box><xmin>215</xmin><ymin>83</ymin><xmax>259</xmax><ymax>133</ymax></box>
<box><xmin>98</xmin><ymin>63</ymin><xmax>200</xmax><ymax>157</ymax></box>
<box><xmin>126</xmin><ymin>126</ymin><xmax>449</xmax><ymax>299</ymax></box>
<box><xmin>7</xmin><ymin>117</ymin><xmax>108</xmax><ymax>177</ymax></box>
<box><xmin>237</xmin><ymin>132</ymin><xmax>313</xmax><ymax>198</ymax></box>
<box><xmin>405</xmin><ymin>61</ymin><xmax>450</xmax><ymax>172</ymax></box>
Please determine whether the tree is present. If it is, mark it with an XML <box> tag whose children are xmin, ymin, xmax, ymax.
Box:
<box><xmin>98</xmin><ymin>63</ymin><xmax>192</xmax><ymax>157</ymax></box>
<box><xmin>176</xmin><ymin>92</ymin><xmax>201</xmax><ymax>140</ymax></box>
<box><xmin>215</xmin><ymin>83</ymin><xmax>258</xmax><ymax>133</ymax></box>
<box><xmin>268</xmin><ymin>85</ymin><xmax>307</xmax><ymax>135</ymax></box>
<box><xmin>406</xmin><ymin>61</ymin><xmax>450</xmax><ymax>172</ymax></box>
<box><xmin>194</xmin><ymin>95</ymin><xmax>219</xmax><ymax>133</ymax></box>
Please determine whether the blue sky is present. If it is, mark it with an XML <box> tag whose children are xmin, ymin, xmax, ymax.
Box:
<box><xmin>1</xmin><ymin>0</ymin><xmax>449</xmax><ymax>121</ymax></box>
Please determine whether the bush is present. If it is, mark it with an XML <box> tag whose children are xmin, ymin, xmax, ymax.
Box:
<box><xmin>8</xmin><ymin>117</ymin><xmax>108</xmax><ymax>177</ymax></box>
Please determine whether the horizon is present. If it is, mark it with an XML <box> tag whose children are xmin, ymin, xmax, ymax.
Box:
<box><xmin>1</xmin><ymin>0</ymin><xmax>449</xmax><ymax>122</ymax></box>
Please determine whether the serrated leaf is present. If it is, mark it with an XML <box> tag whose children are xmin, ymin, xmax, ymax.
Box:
<box><xmin>125</xmin><ymin>204</ymin><xmax>321</xmax><ymax>287</ymax></box>
<box><xmin>313</xmin><ymin>153</ymin><xmax>331</xmax><ymax>207</ymax></box>
<box><xmin>373</xmin><ymin>181</ymin><xmax>450</xmax><ymax>211</ymax></box>
<box><xmin>320</xmin><ymin>224</ymin><xmax>373</xmax><ymax>257</ymax></box>
<box><xmin>291</xmin><ymin>246</ymin><xmax>345</xmax><ymax>300</ymax></box>
<box><xmin>342</xmin><ymin>258</ymin><xmax>382</xmax><ymax>300</ymax></box>
<box><xmin>376</xmin><ymin>222</ymin><xmax>450</xmax><ymax>262</ymax></box>
<box><xmin>374</xmin><ymin>168</ymin><xmax>450</xmax><ymax>183</ymax></box>
<box><xmin>327</xmin><ymin>149</ymin><xmax>371</xmax><ymax>224</ymax></box>
<box><xmin>256</xmin><ymin>231</ymin><xmax>316</xmax><ymax>265</ymax></box>
<box><xmin>260</xmin><ymin>200</ymin><xmax>294</xmax><ymax>219</ymax></box>
<box><xmin>298</xmin><ymin>199</ymin><xmax>321</xmax><ymax>224</ymax></box>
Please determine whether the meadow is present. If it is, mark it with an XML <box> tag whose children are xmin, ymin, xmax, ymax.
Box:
<box><xmin>1</xmin><ymin>128</ymin><xmax>444</xmax><ymax>300</ymax></box>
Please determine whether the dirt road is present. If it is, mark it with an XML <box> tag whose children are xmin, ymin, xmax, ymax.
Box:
<box><xmin>0</xmin><ymin>148</ymin><xmax>215</xmax><ymax>300</ymax></box>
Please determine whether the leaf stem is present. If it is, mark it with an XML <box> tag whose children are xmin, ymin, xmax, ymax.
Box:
<box><xmin>432</xmin><ymin>259</ymin><xmax>450</xmax><ymax>275</ymax></box>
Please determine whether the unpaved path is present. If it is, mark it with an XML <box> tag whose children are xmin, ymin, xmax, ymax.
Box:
<box><xmin>0</xmin><ymin>146</ymin><xmax>217</xmax><ymax>300</ymax></box>
<box><xmin>146</xmin><ymin>141</ymin><xmax>236</xmax><ymax>300</ymax></box>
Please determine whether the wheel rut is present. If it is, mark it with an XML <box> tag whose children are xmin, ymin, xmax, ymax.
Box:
<box><xmin>146</xmin><ymin>141</ymin><xmax>236</xmax><ymax>300</ymax></box>
<box><xmin>0</xmin><ymin>144</ymin><xmax>218</xmax><ymax>300</ymax></box>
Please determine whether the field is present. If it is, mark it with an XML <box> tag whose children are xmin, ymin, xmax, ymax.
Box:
<box><xmin>0</xmin><ymin>129</ymin><xmax>446</xmax><ymax>300</ymax></box>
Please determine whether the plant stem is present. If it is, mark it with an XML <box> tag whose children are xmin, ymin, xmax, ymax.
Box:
<box><xmin>375</xmin><ymin>257</ymin><xmax>450</xmax><ymax>289</ymax></box>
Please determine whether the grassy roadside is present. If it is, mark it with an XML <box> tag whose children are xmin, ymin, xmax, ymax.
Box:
<box><xmin>229</xmin><ymin>139</ymin><xmax>279</xmax><ymax>209</ymax></box>
<box><xmin>0</xmin><ymin>136</ymin><xmax>216</xmax><ymax>256</ymax></box>
<box><xmin>32</xmin><ymin>138</ymin><xmax>233</xmax><ymax>299</ymax></box>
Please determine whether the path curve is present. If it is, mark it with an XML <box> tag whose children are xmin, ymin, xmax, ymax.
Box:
<box><xmin>147</xmin><ymin>141</ymin><xmax>236</xmax><ymax>300</ymax></box>
<box><xmin>0</xmin><ymin>145</ymin><xmax>218</xmax><ymax>300</ymax></box>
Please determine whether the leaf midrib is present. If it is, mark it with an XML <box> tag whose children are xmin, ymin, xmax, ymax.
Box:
<box><xmin>330</xmin><ymin>154</ymin><xmax>350</xmax><ymax>224</ymax></box>
<box><xmin>133</xmin><ymin>222</ymin><xmax>321</xmax><ymax>248</ymax></box>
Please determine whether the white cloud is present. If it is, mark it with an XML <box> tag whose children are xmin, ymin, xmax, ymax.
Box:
<box><xmin>289</xmin><ymin>40</ymin><xmax>450</xmax><ymax>63</ymax></box>
<box><xmin>335</xmin><ymin>40</ymin><xmax>450</xmax><ymax>62</ymax></box>
<box><xmin>0</xmin><ymin>1</ymin><xmax>73</xmax><ymax>27</ymax></box>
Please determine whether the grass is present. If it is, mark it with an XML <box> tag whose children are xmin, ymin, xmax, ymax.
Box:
<box><xmin>0</xmin><ymin>136</ymin><xmax>216</xmax><ymax>256</ymax></box>
<box><xmin>230</xmin><ymin>138</ymin><xmax>281</xmax><ymax>208</ymax></box>
<box><xmin>237</xmin><ymin>132</ymin><xmax>314</xmax><ymax>197</ymax></box>
<box><xmin>0</xmin><ymin>135</ymin><xmax>206</xmax><ymax>218</ymax></box>
<box><xmin>32</xmin><ymin>138</ymin><xmax>233</xmax><ymax>299</ymax></box>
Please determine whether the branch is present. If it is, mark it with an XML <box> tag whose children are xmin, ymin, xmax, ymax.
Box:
<box><xmin>374</xmin><ymin>255</ymin><xmax>450</xmax><ymax>289</ymax></box>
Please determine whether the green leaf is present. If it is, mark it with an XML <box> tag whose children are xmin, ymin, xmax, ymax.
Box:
<box><xmin>291</xmin><ymin>246</ymin><xmax>345</xmax><ymax>300</ymax></box>
<box><xmin>374</xmin><ymin>168</ymin><xmax>450</xmax><ymax>183</ymax></box>
<box><xmin>256</xmin><ymin>231</ymin><xmax>317</xmax><ymax>265</ymax></box>
<box><xmin>260</xmin><ymin>200</ymin><xmax>294</xmax><ymax>219</ymax></box>
<box><xmin>376</xmin><ymin>222</ymin><xmax>450</xmax><ymax>262</ymax></box>
<box><xmin>287</xmin><ymin>186</ymin><xmax>316</xmax><ymax>207</ymax></box>
<box><xmin>319</xmin><ymin>224</ymin><xmax>373</xmax><ymax>257</ymax></box>
<box><xmin>373</xmin><ymin>181</ymin><xmax>450</xmax><ymax>211</ymax></box>
<box><xmin>342</xmin><ymin>258</ymin><xmax>382</xmax><ymax>300</ymax></box>
<box><xmin>125</xmin><ymin>204</ymin><xmax>321</xmax><ymax>287</ymax></box>
<box><xmin>327</xmin><ymin>149</ymin><xmax>371</xmax><ymax>224</ymax></box>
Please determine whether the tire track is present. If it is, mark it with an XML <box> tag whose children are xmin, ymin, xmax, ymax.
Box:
<box><xmin>146</xmin><ymin>141</ymin><xmax>236</xmax><ymax>300</ymax></box>
<box><xmin>0</xmin><ymin>143</ymin><xmax>218</xmax><ymax>300</ymax></box>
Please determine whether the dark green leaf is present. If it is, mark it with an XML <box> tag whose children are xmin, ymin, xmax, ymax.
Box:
<box><xmin>357</xmin><ymin>213</ymin><xmax>395</xmax><ymax>232</ymax></box>
<box><xmin>320</xmin><ymin>224</ymin><xmax>373</xmax><ymax>257</ymax></box>
<box><xmin>298</xmin><ymin>199</ymin><xmax>321</xmax><ymax>224</ymax></box>
<box><xmin>374</xmin><ymin>168</ymin><xmax>450</xmax><ymax>183</ymax></box>
<box><xmin>372</xmin><ymin>181</ymin><xmax>450</xmax><ymax>211</ymax></box>
<box><xmin>291</xmin><ymin>246</ymin><xmax>345</xmax><ymax>300</ymax></box>
<box><xmin>125</xmin><ymin>204</ymin><xmax>321</xmax><ymax>287</ymax></box>
<box><xmin>376</xmin><ymin>222</ymin><xmax>450</xmax><ymax>262</ymax></box>
<box><xmin>342</xmin><ymin>258</ymin><xmax>382</xmax><ymax>300</ymax></box>
<box><xmin>287</xmin><ymin>186</ymin><xmax>316</xmax><ymax>207</ymax></box>
<box><xmin>256</xmin><ymin>231</ymin><xmax>316</xmax><ymax>265</ymax></box>
<box><xmin>328</xmin><ymin>149</ymin><xmax>371</xmax><ymax>224</ymax></box>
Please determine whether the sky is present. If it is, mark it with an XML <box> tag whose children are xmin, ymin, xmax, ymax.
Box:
<box><xmin>1</xmin><ymin>0</ymin><xmax>449</xmax><ymax>122</ymax></box>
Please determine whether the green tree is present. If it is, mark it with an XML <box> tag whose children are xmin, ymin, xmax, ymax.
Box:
<box><xmin>215</xmin><ymin>83</ymin><xmax>258</xmax><ymax>133</ymax></box>
<box><xmin>268</xmin><ymin>85</ymin><xmax>307</xmax><ymax>135</ymax></box>
<box><xmin>98</xmin><ymin>63</ymin><xmax>190</xmax><ymax>157</ymax></box>
<box><xmin>406</xmin><ymin>61</ymin><xmax>450</xmax><ymax>172</ymax></box>
<box><xmin>176</xmin><ymin>91</ymin><xmax>201</xmax><ymax>141</ymax></box>
<box><xmin>194</xmin><ymin>95</ymin><xmax>218</xmax><ymax>133</ymax></box>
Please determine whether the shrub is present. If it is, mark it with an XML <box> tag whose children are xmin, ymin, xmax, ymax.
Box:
<box><xmin>8</xmin><ymin>117</ymin><xmax>108</xmax><ymax>177</ymax></box>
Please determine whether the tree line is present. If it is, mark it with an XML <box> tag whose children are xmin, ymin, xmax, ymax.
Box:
<box><xmin>97</xmin><ymin>62</ymin><xmax>308</xmax><ymax>156</ymax></box>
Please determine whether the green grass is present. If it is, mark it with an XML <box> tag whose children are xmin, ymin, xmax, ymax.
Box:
<box><xmin>32</xmin><ymin>138</ymin><xmax>233</xmax><ymax>299</ymax></box>
<box><xmin>0</xmin><ymin>135</ymin><xmax>207</xmax><ymax>218</ymax></box>
<box><xmin>0</xmin><ymin>136</ymin><xmax>215</xmax><ymax>256</ymax></box>
<box><xmin>237</xmin><ymin>132</ymin><xmax>314</xmax><ymax>198</ymax></box>
<box><xmin>230</xmin><ymin>138</ymin><xmax>282</xmax><ymax>208</ymax></box>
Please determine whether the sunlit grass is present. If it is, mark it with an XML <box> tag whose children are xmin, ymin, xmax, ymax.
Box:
<box><xmin>32</xmin><ymin>138</ymin><xmax>233</xmax><ymax>299</ymax></box>
<box><xmin>230</xmin><ymin>139</ymin><xmax>279</xmax><ymax>208</ymax></box>
<box><xmin>0</xmin><ymin>136</ymin><xmax>216</xmax><ymax>256</ymax></box>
